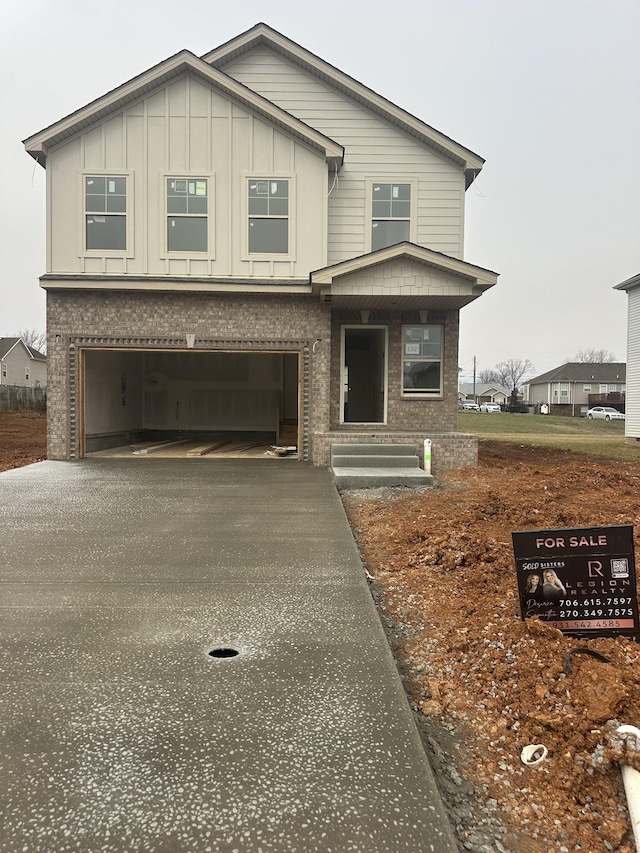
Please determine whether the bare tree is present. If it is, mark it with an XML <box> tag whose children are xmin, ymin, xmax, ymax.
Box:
<box><xmin>495</xmin><ymin>358</ymin><xmax>534</xmax><ymax>408</ymax></box>
<box><xmin>570</xmin><ymin>348</ymin><xmax>616</xmax><ymax>363</ymax></box>
<box><xmin>478</xmin><ymin>368</ymin><xmax>500</xmax><ymax>383</ymax></box>
<box><xmin>15</xmin><ymin>328</ymin><xmax>46</xmax><ymax>354</ymax></box>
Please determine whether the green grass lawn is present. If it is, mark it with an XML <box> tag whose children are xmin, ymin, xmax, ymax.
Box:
<box><xmin>457</xmin><ymin>411</ymin><xmax>640</xmax><ymax>462</ymax></box>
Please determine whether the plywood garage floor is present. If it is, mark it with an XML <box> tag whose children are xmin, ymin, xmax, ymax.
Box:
<box><xmin>88</xmin><ymin>439</ymin><xmax>297</xmax><ymax>460</ymax></box>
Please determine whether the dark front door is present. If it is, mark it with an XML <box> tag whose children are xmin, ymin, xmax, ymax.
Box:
<box><xmin>343</xmin><ymin>328</ymin><xmax>386</xmax><ymax>423</ymax></box>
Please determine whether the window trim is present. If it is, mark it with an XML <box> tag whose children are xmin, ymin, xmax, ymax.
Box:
<box><xmin>366</xmin><ymin>177</ymin><xmax>417</xmax><ymax>253</ymax></box>
<box><xmin>242</xmin><ymin>174</ymin><xmax>295</xmax><ymax>261</ymax></box>
<box><xmin>80</xmin><ymin>172</ymin><xmax>134</xmax><ymax>258</ymax></box>
<box><xmin>161</xmin><ymin>173</ymin><xmax>216</xmax><ymax>259</ymax></box>
<box><xmin>1</xmin><ymin>362</ymin><xmax>6</xmax><ymax>379</ymax></box>
<box><xmin>401</xmin><ymin>324</ymin><xmax>444</xmax><ymax>398</ymax></box>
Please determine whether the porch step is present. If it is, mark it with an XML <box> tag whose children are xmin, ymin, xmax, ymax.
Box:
<box><xmin>330</xmin><ymin>443</ymin><xmax>434</xmax><ymax>489</ymax></box>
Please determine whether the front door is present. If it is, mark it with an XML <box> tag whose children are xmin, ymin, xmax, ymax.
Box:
<box><xmin>342</xmin><ymin>327</ymin><xmax>386</xmax><ymax>423</ymax></box>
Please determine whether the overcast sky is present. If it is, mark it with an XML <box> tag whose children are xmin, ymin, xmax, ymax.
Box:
<box><xmin>1</xmin><ymin>0</ymin><xmax>638</xmax><ymax>380</ymax></box>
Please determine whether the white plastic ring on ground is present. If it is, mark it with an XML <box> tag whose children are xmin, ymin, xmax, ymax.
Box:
<box><xmin>520</xmin><ymin>744</ymin><xmax>548</xmax><ymax>767</ymax></box>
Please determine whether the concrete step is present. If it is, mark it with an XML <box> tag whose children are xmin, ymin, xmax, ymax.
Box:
<box><xmin>332</xmin><ymin>467</ymin><xmax>435</xmax><ymax>489</ymax></box>
<box><xmin>331</xmin><ymin>443</ymin><xmax>418</xmax><ymax>458</ymax></box>
<box><xmin>332</xmin><ymin>454</ymin><xmax>421</xmax><ymax>469</ymax></box>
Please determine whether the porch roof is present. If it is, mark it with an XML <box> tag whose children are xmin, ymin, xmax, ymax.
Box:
<box><xmin>310</xmin><ymin>243</ymin><xmax>498</xmax><ymax>309</ymax></box>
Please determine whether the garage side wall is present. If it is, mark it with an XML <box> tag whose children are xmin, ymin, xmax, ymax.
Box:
<box><xmin>46</xmin><ymin>290</ymin><xmax>331</xmax><ymax>460</ymax></box>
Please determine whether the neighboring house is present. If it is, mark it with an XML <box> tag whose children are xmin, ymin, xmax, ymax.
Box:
<box><xmin>0</xmin><ymin>338</ymin><xmax>46</xmax><ymax>388</ymax></box>
<box><xmin>615</xmin><ymin>273</ymin><xmax>640</xmax><ymax>439</ymax></box>
<box><xmin>524</xmin><ymin>363</ymin><xmax>626</xmax><ymax>416</ymax></box>
<box><xmin>459</xmin><ymin>383</ymin><xmax>510</xmax><ymax>405</ymax></box>
<box><xmin>23</xmin><ymin>23</ymin><xmax>498</xmax><ymax>469</ymax></box>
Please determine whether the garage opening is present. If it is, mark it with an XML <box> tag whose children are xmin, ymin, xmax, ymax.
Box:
<box><xmin>81</xmin><ymin>349</ymin><xmax>299</xmax><ymax>458</ymax></box>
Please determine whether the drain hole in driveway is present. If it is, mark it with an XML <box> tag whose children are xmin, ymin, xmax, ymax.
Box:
<box><xmin>209</xmin><ymin>647</ymin><xmax>239</xmax><ymax>659</ymax></box>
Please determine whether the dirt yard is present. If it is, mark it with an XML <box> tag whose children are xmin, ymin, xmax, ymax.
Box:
<box><xmin>0</xmin><ymin>411</ymin><xmax>47</xmax><ymax>472</ymax></box>
<box><xmin>343</xmin><ymin>442</ymin><xmax>640</xmax><ymax>853</ymax></box>
<box><xmin>3</xmin><ymin>411</ymin><xmax>640</xmax><ymax>851</ymax></box>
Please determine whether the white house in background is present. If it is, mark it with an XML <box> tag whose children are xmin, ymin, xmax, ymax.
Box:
<box><xmin>459</xmin><ymin>382</ymin><xmax>510</xmax><ymax>405</ymax></box>
<box><xmin>0</xmin><ymin>338</ymin><xmax>47</xmax><ymax>388</ymax></box>
<box><xmin>615</xmin><ymin>273</ymin><xmax>640</xmax><ymax>440</ymax></box>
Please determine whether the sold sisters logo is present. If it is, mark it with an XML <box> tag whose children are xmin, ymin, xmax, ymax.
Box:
<box><xmin>512</xmin><ymin>525</ymin><xmax>639</xmax><ymax>638</ymax></box>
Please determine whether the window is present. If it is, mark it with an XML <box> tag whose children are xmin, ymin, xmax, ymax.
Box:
<box><xmin>85</xmin><ymin>176</ymin><xmax>126</xmax><ymax>250</ymax></box>
<box><xmin>560</xmin><ymin>383</ymin><xmax>569</xmax><ymax>398</ymax></box>
<box><xmin>372</xmin><ymin>183</ymin><xmax>411</xmax><ymax>251</ymax></box>
<box><xmin>167</xmin><ymin>178</ymin><xmax>208</xmax><ymax>253</ymax></box>
<box><xmin>599</xmin><ymin>384</ymin><xmax>607</xmax><ymax>393</ymax></box>
<box><xmin>248</xmin><ymin>180</ymin><xmax>288</xmax><ymax>254</ymax></box>
<box><xmin>608</xmin><ymin>384</ymin><xmax>617</xmax><ymax>392</ymax></box>
<box><xmin>583</xmin><ymin>384</ymin><xmax>591</xmax><ymax>392</ymax></box>
<box><xmin>1</xmin><ymin>362</ymin><xmax>6</xmax><ymax>378</ymax></box>
<box><xmin>402</xmin><ymin>326</ymin><xmax>442</xmax><ymax>395</ymax></box>
<box><xmin>25</xmin><ymin>367</ymin><xmax>30</xmax><ymax>381</ymax></box>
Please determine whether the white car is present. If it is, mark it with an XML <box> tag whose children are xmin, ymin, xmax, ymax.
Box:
<box><xmin>479</xmin><ymin>402</ymin><xmax>501</xmax><ymax>413</ymax></box>
<box><xmin>586</xmin><ymin>406</ymin><xmax>625</xmax><ymax>421</ymax></box>
<box><xmin>460</xmin><ymin>400</ymin><xmax>480</xmax><ymax>412</ymax></box>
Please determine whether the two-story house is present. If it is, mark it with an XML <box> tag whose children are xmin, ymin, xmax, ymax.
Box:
<box><xmin>23</xmin><ymin>23</ymin><xmax>497</xmax><ymax>469</ymax></box>
<box><xmin>525</xmin><ymin>363</ymin><xmax>627</xmax><ymax>416</ymax></box>
<box><xmin>0</xmin><ymin>338</ymin><xmax>47</xmax><ymax>388</ymax></box>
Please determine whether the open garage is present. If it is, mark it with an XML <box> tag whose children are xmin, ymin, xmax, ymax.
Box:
<box><xmin>81</xmin><ymin>348</ymin><xmax>300</xmax><ymax>458</ymax></box>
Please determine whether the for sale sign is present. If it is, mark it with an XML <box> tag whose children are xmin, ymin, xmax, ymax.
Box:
<box><xmin>512</xmin><ymin>525</ymin><xmax>639</xmax><ymax>638</ymax></box>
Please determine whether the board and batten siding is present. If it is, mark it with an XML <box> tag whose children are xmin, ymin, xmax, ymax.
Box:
<box><xmin>219</xmin><ymin>47</ymin><xmax>466</xmax><ymax>265</ymax></box>
<box><xmin>46</xmin><ymin>74</ymin><xmax>328</xmax><ymax>279</ymax></box>
<box><xmin>626</xmin><ymin>285</ymin><xmax>640</xmax><ymax>438</ymax></box>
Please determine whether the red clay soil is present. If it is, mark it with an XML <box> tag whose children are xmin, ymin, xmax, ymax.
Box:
<box><xmin>343</xmin><ymin>442</ymin><xmax>640</xmax><ymax>853</ymax></box>
<box><xmin>0</xmin><ymin>411</ymin><xmax>47</xmax><ymax>472</ymax></box>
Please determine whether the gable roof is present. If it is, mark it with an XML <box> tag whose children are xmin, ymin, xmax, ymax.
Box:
<box><xmin>203</xmin><ymin>23</ymin><xmax>485</xmax><ymax>187</ymax></box>
<box><xmin>23</xmin><ymin>50</ymin><xmax>343</xmax><ymax>169</ymax></box>
<box><xmin>311</xmin><ymin>242</ymin><xmax>498</xmax><ymax>287</ymax></box>
<box><xmin>527</xmin><ymin>363</ymin><xmax>626</xmax><ymax>385</ymax></box>
<box><xmin>309</xmin><ymin>242</ymin><xmax>498</xmax><ymax>308</ymax></box>
<box><xmin>459</xmin><ymin>383</ymin><xmax>510</xmax><ymax>397</ymax></box>
<box><xmin>0</xmin><ymin>337</ymin><xmax>45</xmax><ymax>361</ymax></box>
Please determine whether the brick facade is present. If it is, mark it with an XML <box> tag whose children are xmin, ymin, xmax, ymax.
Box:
<box><xmin>47</xmin><ymin>290</ymin><xmax>331</xmax><ymax>461</ymax></box>
<box><xmin>47</xmin><ymin>290</ymin><xmax>472</xmax><ymax>474</ymax></box>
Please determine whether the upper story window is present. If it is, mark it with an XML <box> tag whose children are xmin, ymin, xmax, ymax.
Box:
<box><xmin>248</xmin><ymin>180</ymin><xmax>288</xmax><ymax>254</ymax></box>
<box><xmin>85</xmin><ymin>176</ymin><xmax>126</xmax><ymax>250</ymax></box>
<box><xmin>402</xmin><ymin>325</ymin><xmax>443</xmax><ymax>396</ymax></box>
<box><xmin>25</xmin><ymin>367</ymin><xmax>30</xmax><ymax>381</ymax></box>
<box><xmin>167</xmin><ymin>179</ymin><xmax>208</xmax><ymax>253</ymax></box>
<box><xmin>1</xmin><ymin>362</ymin><xmax>6</xmax><ymax>378</ymax></box>
<box><xmin>583</xmin><ymin>384</ymin><xmax>591</xmax><ymax>392</ymax></box>
<box><xmin>372</xmin><ymin>183</ymin><xmax>411</xmax><ymax>251</ymax></box>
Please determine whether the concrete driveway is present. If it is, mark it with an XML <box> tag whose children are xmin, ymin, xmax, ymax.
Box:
<box><xmin>0</xmin><ymin>458</ymin><xmax>456</xmax><ymax>852</ymax></box>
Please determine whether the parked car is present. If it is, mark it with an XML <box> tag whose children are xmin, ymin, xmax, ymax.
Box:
<box><xmin>460</xmin><ymin>400</ymin><xmax>480</xmax><ymax>412</ymax></box>
<box><xmin>586</xmin><ymin>406</ymin><xmax>625</xmax><ymax>421</ymax></box>
<box><xmin>479</xmin><ymin>402</ymin><xmax>501</xmax><ymax>413</ymax></box>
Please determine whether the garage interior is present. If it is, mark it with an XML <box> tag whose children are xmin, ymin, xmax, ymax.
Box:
<box><xmin>82</xmin><ymin>349</ymin><xmax>299</xmax><ymax>458</ymax></box>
